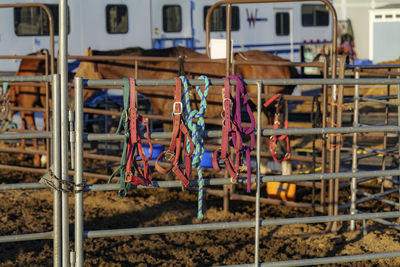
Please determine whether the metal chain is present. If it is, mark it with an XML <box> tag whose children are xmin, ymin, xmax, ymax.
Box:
<box><xmin>39</xmin><ymin>169</ymin><xmax>86</xmax><ymax>193</ymax></box>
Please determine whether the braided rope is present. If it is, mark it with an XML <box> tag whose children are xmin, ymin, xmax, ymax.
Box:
<box><xmin>180</xmin><ymin>75</ymin><xmax>209</xmax><ymax>219</ymax></box>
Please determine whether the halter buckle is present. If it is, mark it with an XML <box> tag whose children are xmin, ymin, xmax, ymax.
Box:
<box><xmin>223</xmin><ymin>98</ymin><xmax>231</xmax><ymax>111</ymax></box>
<box><xmin>128</xmin><ymin>107</ymin><xmax>138</xmax><ymax>118</ymax></box>
<box><xmin>173</xmin><ymin>102</ymin><xmax>183</xmax><ymax>115</ymax></box>
<box><xmin>164</xmin><ymin>151</ymin><xmax>175</xmax><ymax>161</ymax></box>
<box><xmin>123</xmin><ymin>109</ymin><xmax>129</xmax><ymax>123</ymax></box>
<box><xmin>230</xmin><ymin>176</ymin><xmax>238</xmax><ymax>184</ymax></box>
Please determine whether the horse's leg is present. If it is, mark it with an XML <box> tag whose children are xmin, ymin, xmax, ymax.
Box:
<box><xmin>21</xmin><ymin>111</ymin><xmax>40</xmax><ymax>167</ymax></box>
<box><xmin>18</xmin><ymin>111</ymin><xmax>27</xmax><ymax>161</ymax></box>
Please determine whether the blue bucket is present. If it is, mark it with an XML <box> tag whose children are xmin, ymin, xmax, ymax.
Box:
<box><xmin>200</xmin><ymin>149</ymin><xmax>214</xmax><ymax>168</ymax></box>
<box><xmin>138</xmin><ymin>143</ymin><xmax>164</xmax><ymax>161</ymax></box>
<box><xmin>353</xmin><ymin>59</ymin><xmax>372</xmax><ymax>66</ymax></box>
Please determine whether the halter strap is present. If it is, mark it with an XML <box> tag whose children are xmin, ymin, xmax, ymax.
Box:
<box><xmin>125</xmin><ymin>78</ymin><xmax>153</xmax><ymax>186</ymax></box>
<box><xmin>155</xmin><ymin>78</ymin><xmax>194</xmax><ymax>187</ymax></box>
<box><xmin>212</xmin><ymin>76</ymin><xmax>255</xmax><ymax>192</ymax></box>
<box><xmin>264</xmin><ymin>94</ymin><xmax>291</xmax><ymax>163</ymax></box>
<box><xmin>230</xmin><ymin>75</ymin><xmax>255</xmax><ymax>192</ymax></box>
<box><xmin>108</xmin><ymin>78</ymin><xmax>153</xmax><ymax>198</ymax></box>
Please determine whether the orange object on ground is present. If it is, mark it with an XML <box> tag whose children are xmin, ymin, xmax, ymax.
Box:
<box><xmin>267</xmin><ymin>182</ymin><xmax>296</xmax><ymax>201</ymax></box>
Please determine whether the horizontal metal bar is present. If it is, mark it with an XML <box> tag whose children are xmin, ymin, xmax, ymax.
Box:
<box><xmin>339</xmin><ymin>188</ymin><xmax>398</xmax><ymax>210</ymax></box>
<box><xmin>348</xmin><ymin>64</ymin><xmax>400</xmax><ymax>69</ymax></box>
<box><xmin>85</xmin><ymin>211</ymin><xmax>400</xmax><ymax>239</ymax></box>
<box><xmin>84</xmin><ymin>130</ymin><xmax>221</xmax><ymax>141</ymax></box>
<box><xmin>359</xmin><ymin>96</ymin><xmax>400</xmax><ymax>106</ymax></box>
<box><xmin>0</xmin><ymin>164</ymin><xmax>47</xmax><ymax>174</ymax></box>
<box><xmin>259</xmin><ymin>169</ymin><xmax>400</xmax><ymax>183</ymax></box>
<box><xmin>0</xmin><ymin>231</ymin><xmax>53</xmax><ymax>243</ymax></box>
<box><xmin>84</xmin><ymin>78</ymin><xmax>400</xmax><ymax>87</ymax></box>
<box><xmin>370</xmin><ymin>217</ymin><xmax>400</xmax><ymax>231</ymax></box>
<box><xmin>0</xmin><ymin>75</ymin><xmax>52</xmax><ymax>83</ymax></box>
<box><xmin>357</xmin><ymin>189</ymin><xmax>400</xmax><ymax>208</ymax></box>
<box><xmin>3</xmin><ymin>168</ymin><xmax>399</xmax><ymax>193</ymax></box>
<box><xmin>85</xmin><ymin>125</ymin><xmax>400</xmax><ymax>142</ymax></box>
<box><xmin>86</xmin><ymin>221</ymin><xmax>254</xmax><ymax>238</ymax></box>
<box><xmin>0</xmin><ymin>132</ymin><xmax>51</xmax><ymax>140</ymax></box>
<box><xmin>0</xmin><ymin>182</ymin><xmax>47</xmax><ymax>190</ymax></box>
<box><xmin>256</xmin><ymin>251</ymin><xmax>400</xmax><ymax>267</ymax></box>
<box><xmin>261</xmin><ymin>125</ymin><xmax>400</xmax><ymax>137</ymax></box>
<box><xmin>93</xmin><ymin>169</ymin><xmax>400</xmax><ymax>192</ymax></box>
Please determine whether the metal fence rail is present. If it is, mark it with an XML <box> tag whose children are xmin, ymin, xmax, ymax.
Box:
<box><xmin>0</xmin><ymin>74</ymin><xmax>61</xmax><ymax>266</ymax></box>
<box><xmin>71</xmin><ymin>77</ymin><xmax>400</xmax><ymax>266</ymax></box>
<box><xmin>1</xmin><ymin>75</ymin><xmax>399</xmax><ymax>265</ymax></box>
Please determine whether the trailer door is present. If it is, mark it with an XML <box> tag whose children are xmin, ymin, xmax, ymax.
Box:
<box><xmin>151</xmin><ymin>0</ymin><xmax>194</xmax><ymax>49</ymax></box>
<box><xmin>274</xmin><ymin>8</ymin><xmax>294</xmax><ymax>61</ymax></box>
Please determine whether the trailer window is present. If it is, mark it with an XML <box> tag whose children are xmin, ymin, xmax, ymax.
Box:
<box><xmin>301</xmin><ymin>4</ymin><xmax>329</xmax><ymax>27</ymax></box>
<box><xmin>276</xmin><ymin>12</ymin><xmax>289</xmax><ymax>36</ymax></box>
<box><xmin>106</xmin><ymin>5</ymin><xmax>129</xmax><ymax>34</ymax></box>
<box><xmin>14</xmin><ymin>5</ymin><xmax>69</xmax><ymax>36</ymax></box>
<box><xmin>203</xmin><ymin>6</ymin><xmax>240</xmax><ymax>32</ymax></box>
<box><xmin>163</xmin><ymin>5</ymin><xmax>182</xmax><ymax>32</ymax></box>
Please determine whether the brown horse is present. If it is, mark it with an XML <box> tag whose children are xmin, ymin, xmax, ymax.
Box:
<box><xmin>76</xmin><ymin>46</ymin><xmax>297</xmax><ymax>124</ymax></box>
<box><xmin>8</xmin><ymin>49</ymin><xmax>49</xmax><ymax>167</ymax></box>
<box><xmin>74</xmin><ymin>46</ymin><xmax>298</xmax><ymax>173</ymax></box>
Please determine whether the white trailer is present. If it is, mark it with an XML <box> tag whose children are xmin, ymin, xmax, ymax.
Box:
<box><xmin>0</xmin><ymin>0</ymin><xmax>333</xmax><ymax>72</ymax></box>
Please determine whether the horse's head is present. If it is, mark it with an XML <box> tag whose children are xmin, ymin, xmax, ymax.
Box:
<box><xmin>16</xmin><ymin>49</ymin><xmax>48</xmax><ymax>75</ymax></box>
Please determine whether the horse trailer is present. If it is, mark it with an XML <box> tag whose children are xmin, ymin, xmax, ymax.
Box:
<box><xmin>0</xmin><ymin>0</ymin><xmax>333</xmax><ymax>73</ymax></box>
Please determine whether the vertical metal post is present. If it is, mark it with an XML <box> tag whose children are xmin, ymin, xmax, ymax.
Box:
<box><xmin>254</xmin><ymin>81</ymin><xmax>262</xmax><ymax>266</ymax></box>
<box><xmin>397</xmin><ymin>79</ymin><xmax>400</xmax><ymax>222</ymax></box>
<box><xmin>45</xmin><ymin>51</ymin><xmax>51</xmax><ymax>170</ymax></box>
<box><xmin>381</xmin><ymin>68</ymin><xmax>391</xmax><ymax>192</ymax></box>
<box><xmin>69</xmin><ymin>110</ymin><xmax>75</xmax><ymax>170</ymax></box>
<box><xmin>321</xmin><ymin>56</ymin><xmax>328</xmax><ymax>213</ymax></box>
<box><xmin>52</xmin><ymin>74</ymin><xmax>62</xmax><ymax>267</ymax></box>
<box><xmin>59</xmin><ymin>0</ymin><xmax>70</xmax><ymax>265</ymax></box>
<box><xmin>350</xmin><ymin>69</ymin><xmax>360</xmax><ymax>231</ymax></box>
<box><xmin>75</xmin><ymin>77</ymin><xmax>84</xmax><ymax>266</ymax></box>
<box><xmin>332</xmin><ymin>56</ymin><xmax>346</xmax><ymax>232</ymax></box>
<box><xmin>327</xmin><ymin>86</ymin><xmax>336</xmax><ymax>230</ymax></box>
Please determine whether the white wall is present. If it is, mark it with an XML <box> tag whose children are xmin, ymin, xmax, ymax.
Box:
<box><xmin>333</xmin><ymin>0</ymin><xmax>397</xmax><ymax>60</ymax></box>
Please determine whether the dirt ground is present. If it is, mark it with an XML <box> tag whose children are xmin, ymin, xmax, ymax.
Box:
<box><xmin>1</xmin><ymin>152</ymin><xmax>400</xmax><ymax>267</ymax></box>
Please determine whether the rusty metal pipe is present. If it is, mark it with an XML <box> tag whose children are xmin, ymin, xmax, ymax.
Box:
<box><xmin>0</xmin><ymin>3</ymin><xmax>55</xmax><ymax>74</ymax></box>
<box><xmin>205</xmin><ymin>0</ymin><xmax>338</xmax><ymax>79</ymax></box>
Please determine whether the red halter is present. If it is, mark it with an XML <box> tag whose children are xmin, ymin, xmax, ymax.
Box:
<box><xmin>155</xmin><ymin>78</ymin><xmax>194</xmax><ymax>187</ymax></box>
<box><xmin>125</xmin><ymin>78</ymin><xmax>153</xmax><ymax>186</ymax></box>
<box><xmin>264</xmin><ymin>94</ymin><xmax>291</xmax><ymax>163</ymax></box>
<box><xmin>212</xmin><ymin>77</ymin><xmax>240</xmax><ymax>183</ymax></box>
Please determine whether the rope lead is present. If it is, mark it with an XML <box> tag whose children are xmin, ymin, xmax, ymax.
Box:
<box><xmin>181</xmin><ymin>75</ymin><xmax>209</xmax><ymax>219</ymax></box>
